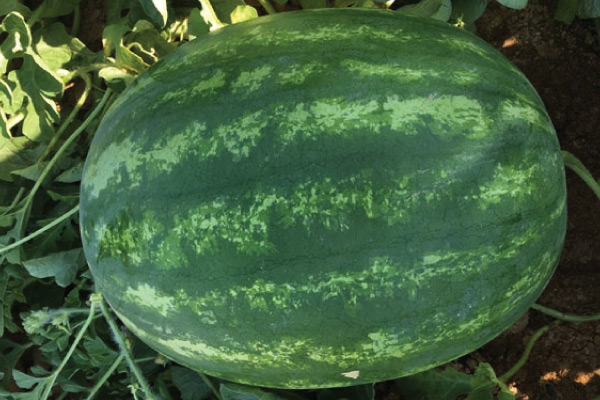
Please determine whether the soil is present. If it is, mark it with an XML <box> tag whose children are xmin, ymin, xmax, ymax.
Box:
<box><xmin>455</xmin><ymin>1</ymin><xmax>600</xmax><ymax>399</ymax></box>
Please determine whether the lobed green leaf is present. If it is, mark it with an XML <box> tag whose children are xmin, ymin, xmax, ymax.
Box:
<box><xmin>450</xmin><ymin>0</ymin><xmax>487</xmax><ymax>24</ymax></box>
<box><xmin>578</xmin><ymin>0</ymin><xmax>600</xmax><ymax>17</ymax></box>
<box><xmin>171</xmin><ymin>366</ymin><xmax>213</xmax><ymax>400</ymax></box>
<box><xmin>15</xmin><ymin>54</ymin><xmax>63</xmax><ymax>142</ymax></box>
<box><xmin>0</xmin><ymin>0</ymin><xmax>31</xmax><ymax>18</ymax></box>
<box><xmin>22</xmin><ymin>248</ymin><xmax>86</xmax><ymax>287</ymax></box>
<box><xmin>397</xmin><ymin>0</ymin><xmax>452</xmax><ymax>21</ymax></box>
<box><xmin>554</xmin><ymin>0</ymin><xmax>581</xmax><ymax>23</ymax></box>
<box><xmin>221</xmin><ymin>383</ymin><xmax>294</xmax><ymax>400</ymax></box>
<box><xmin>495</xmin><ymin>0</ymin><xmax>527</xmax><ymax>10</ymax></box>
<box><xmin>395</xmin><ymin>367</ymin><xmax>472</xmax><ymax>400</ymax></box>
<box><xmin>138</xmin><ymin>0</ymin><xmax>170</xmax><ymax>27</ymax></box>
<box><xmin>230</xmin><ymin>5</ymin><xmax>259</xmax><ymax>23</ymax></box>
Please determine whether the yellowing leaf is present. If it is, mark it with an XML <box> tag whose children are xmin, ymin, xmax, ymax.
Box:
<box><xmin>230</xmin><ymin>5</ymin><xmax>258</xmax><ymax>24</ymax></box>
<box><xmin>103</xmin><ymin>23</ymin><xmax>149</xmax><ymax>74</ymax></box>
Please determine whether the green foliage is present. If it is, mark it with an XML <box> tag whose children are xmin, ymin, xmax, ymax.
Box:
<box><xmin>395</xmin><ymin>364</ymin><xmax>515</xmax><ymax>400</ymax></box>
<box><xmin>555</xmin><ymin>0</ymin><xmax>600</xmax><ymax>22</ymax></box>
<box><xmin>0</xmin><ymin>1</ymin><xmax>220</xmax><ymax>398</ymax></box>
<box><xmin>138</xmin><ymin>0</ymin><xmax>170</xmax><ymax>27</ymax></box>
<box><xmin>495</xmin><ymin>0</ymin><xmax>527</xmax><ymax>10</ymax></box>
<box><xmin>450</xmin><ymin>0</ymin><xmax>487</xmax><ymax>24</ymax></box>
<box><xmin>22</xmin><ymin>248</ymin><xmax>86</xmax><ymax>287</ymax></box>
<box><xmin>170</xmin><ymin>366</ymin><xmax>213</xmax><ymax>400</ymax></box>
<box><xmin>397</xmin><ymin>0</ymin><xmax>452</xmax><ymax>21</ymax></box>
<box><xmin>230</xmin><ymin>5</ymin><xmax>259</xmax><ymax>23</ymax></box>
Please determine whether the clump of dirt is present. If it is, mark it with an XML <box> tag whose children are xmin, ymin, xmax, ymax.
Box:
<box><xmin>472</xmin><ymin>1</ymin><xmax>600</xmax><ymax>399</ymax></box>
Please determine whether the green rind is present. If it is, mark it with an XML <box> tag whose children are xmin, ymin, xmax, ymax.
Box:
<box><xmin>80</xmin><ymin>9</ymin><xmax>566</xmax><ymax>389</ymax></box>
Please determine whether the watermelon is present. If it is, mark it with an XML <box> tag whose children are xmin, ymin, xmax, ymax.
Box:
<box><xmin>80</xmin><ymin>8</ymin><xmax>566</xmax><ymax>389</ymax></box>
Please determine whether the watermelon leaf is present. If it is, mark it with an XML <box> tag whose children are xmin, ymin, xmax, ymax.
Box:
<box><xmin>397</xmin><ymin>0</ymin><xmax>452</xmax><ymax>21</ymax></box>
<box><xmin>0</xmin><ymin>136</ymin><xmax>42</xmax><ymax>182</ymax></box>
<box><xmin>450</xmin><ymin>0</ymin><xmax>487</xmax><ymax>24</ymax></box>
<box><xmin>12</xmin><ymin>369</ymin><xmax>47</xmax><ymax>390</ymax></box>
<box><xmin>578</xmin><ymin>0</ymin><xmax>600</xmax><ymax>17</ymax></box>
<box><xmin>395</xmin><ymin>364</ymin><xmax>514</xmax><ymax>400</ymax></box>
<box><xmin>300</xmin><ymin>0</ymin><xmax>328</xmax><ymax>9</ymax></box>
<box><xmin>495</xmin><ymin>0</ymin><xmax>527</xmax><ymax>10</ymax></box>
<box><xmin>317</xmin><ymin>383</ymin><xmax>375</xmax><ymax>400</ymax></box>
<box><xmin>99</xmin><ymin>66</ymin><xmax>135</xmax><ymax>93</ymax></box>
<box><xmin>33</xmin><ymin>22</ymin><xmax>89</xmax><ymax>72</ymax></box>
<box><xmin>466</xmin><ymin>363</ymin><xmax>515</xmax><ymax>400</ymax></box>
<box><xmin>0</xmin><ymin>12</ymin><xmax>32</xmax><ymax>75</ymax></box>
<box><xmin>171</xmin><ymin>366</ymin><xmax>213</xmax><ymax>400</ymax></box>
<box><xmin>0</xmin><ymin>0</ymin><xmax>31</xmax><ymax>18</ymax></box>
<box><xmin>0</xmin><ymin>271</ymin><xmax>7</xmax><ymax>336</ymax></box>
<box><xmin>498</xmin><ymin>384</ymin><xmax>516</xmax><ymax>400</ymax></box>
<box><xmin>220</xmin><ymin>383</ymin><xmax>299</xmax><ymax>400</ymax></box>
<box><xmin>36</xmin><ymin>0</ymin><xmax>81</xmax><ymax>19</ymax></box>
<box><xmin>230</xmin><ymin>5</ymin><xmax>259</xmax><ymax>24</ymax></box>
<box><xmin>10</xmin><ymin>162</ymin><xmax>48</xmax><ymax>184</ymax></box>
<box><xmin>395</xmin><ymin>367</ymin><xmax>472</xmax><ymax>400</ymax></box>
<box><xmin>15</xmin><ymin>54</ymin><xmax>63</xmax><ymax>142</ymax></box>
<box><xmin>54</xmin><ymin>162</ymin><xmax>83</xmax><ymax>184</ymax></box>
<box><xmin>554</xmin><ymin>0</ymin><xmax>581</xmax><ymax>23</ymax></box>
<box><xmin>22</xmin><ymin>248</ymin><xmax>86</xmax><ymax>287</ymax></box>
<box><xmin>137</xmin><ymin>0</ymin><xmax>169</xmax><ymax>27</ymax></box>
<box><xmin>211</xmin><ymin>0</ymin><xmax>247</xmax><ymax>24</ymax></box>
<box><xmin>187</xmin><ymin>8</ymin><xmax>211</xmax><ymax>38</ymax></box>
<box><xmin>103</xmin><ymin>23</ymin><xmax>150</xmax><ymax>74</ymax></box>
<box><xmin>129</xmin><ymin>20</ymin><xmax>176</xmax><ymax>58</ymax></box>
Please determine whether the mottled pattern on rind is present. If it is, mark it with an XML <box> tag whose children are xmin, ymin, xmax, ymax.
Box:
<box><xmin>80</xmin><ymin>9</ymin><xmax>566</xmax><ymax>389</ymax></box>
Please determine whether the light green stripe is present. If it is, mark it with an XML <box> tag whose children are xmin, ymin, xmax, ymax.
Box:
<box><xmin>117</xmin><ymin>222</ymin><xmax>542</xmax><ymax>320</ymax></box>
<box><xmin>88</xmin><ymin>94</ymin><xmax>545</xmax><ymax>203</ymax></box>
<box><xmin>232</xmin><ymin>65</ymin><xmax>273</xmax><ymax>94</ymax></box>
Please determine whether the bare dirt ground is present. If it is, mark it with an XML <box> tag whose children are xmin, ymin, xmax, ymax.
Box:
<box><xmin>469</xmin><ymin>1</ymin><xmax>600</xmax><ymax>399</ymax></box>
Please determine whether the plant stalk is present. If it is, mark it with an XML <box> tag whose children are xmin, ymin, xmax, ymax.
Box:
<box><xmin>71</xmin><ymin>4</ymin><xmax>81</xmax><ymax>37</ymax></box>
<box><xmin>39</xmin><ymin>72</ymin><xmax>92</xmax><ymax>163</ymax></box>
<box><xmin>0</xmin><ymin>205</ymin><xmax>79</xmax><ymax>255</ymax></box>
<box><xmin>40</xmin><ymin>298</ymin><xmax>99</xmax><ymax>400</ymax></box>
<box><xmin>498</xmin><ymin>323</ymin><xmax>554</xmax><ymax>383</ymax></box>
<box><xmin>200</xmin><ymin>373</ymin><xmax>222</xmax><ymax>400</ymax></box>
<box><xmin>562</xmin><ymin>150</ymin><xmax>600</xmax><ymax>200</ymax></box>
<box><xmin>85</xmin><ymin>353</ymin><xmax>125</xmax><ymax>400</ymax></box>
<box><xmin>532</xmin><ymin>303</ymin><xmax>600</xmax><ymax>323</ymax></box>
<box><xmin>99</xmin><ymin>299</ymin><xmax>158</xmax><ymax>400</ymax></box>
<box><xmin>198</xmin><ymin>0</ymin><xmax>226</xmax><ymax>30</ymax></box>
<box><xmin>257</xmin><ymin>0</ymin><xmax>277</xmax><ymax>15</ymax></box>
<box><xmin>6</xmin><ymin>111</ymin><xmax>25</xmax><ymax>130</ymax></box>
<box><xmin>15</xmin><ymin>88</ymin><xmax>112</xmax><ymax>243</ymax></box>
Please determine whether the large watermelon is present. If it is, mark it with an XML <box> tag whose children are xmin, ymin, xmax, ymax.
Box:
<box><xmin>80</xmin><ymin>8</ymin><xmax>566</xmax><ymax>389</ymax></box>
